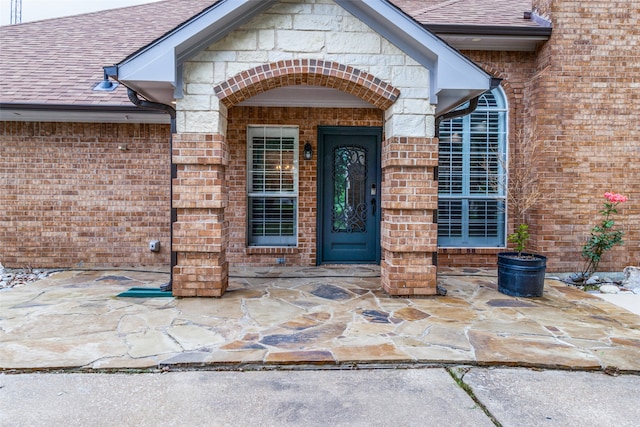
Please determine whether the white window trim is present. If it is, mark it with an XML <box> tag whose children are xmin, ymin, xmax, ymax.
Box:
<box><xmin>247</xmin><ymin>125</ymin><xmax>299</xmax><ymax>247</ymax></box>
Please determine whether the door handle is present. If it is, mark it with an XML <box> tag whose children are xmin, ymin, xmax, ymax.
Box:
<box><xmin>370</xmin><ymin>184</ymin><xmax>377</xmax><ymax>214</ymax></box>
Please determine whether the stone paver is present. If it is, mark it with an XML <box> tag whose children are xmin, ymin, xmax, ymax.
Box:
<box><xmin>1</xmin><ymin>266</ymin><xmax>640</xmax><ymax>371</ymax></box>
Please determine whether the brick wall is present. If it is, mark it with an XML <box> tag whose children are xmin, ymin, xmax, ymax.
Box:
<box><xmin>0</xmin><ymin>121</ymin><xmax>171</xmax><ymax>268</ymax></box>
<box><xmin>527</xmin><ymin>0</ymin><xmax>640</xmax><ymax>272</ymax></box>
<box><xmin>443</xmin><ymin>11</ymin><xmax>640</xmax><ymax>273</ymax></box>
<box><xmin>381</xmin><ymin>136</ymin><xmax>438</xmax><ymax>295</ymax></box>
<box><xmin>171</xmin><ymin>132</ymin><xmax>229</xmax><ymax>296</ymax></box>
<box><xmin>225</xmin><ymin>106</ymin><xmax>383</xmax><ymax>266</ymax></box>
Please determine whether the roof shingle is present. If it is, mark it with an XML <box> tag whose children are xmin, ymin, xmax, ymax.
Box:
<box><xmin>0</xmin><ymin>0</ymin><xmax>540</xmax><ymax>107</ymax></box>
<box><xmin>0</xmin><ymin>0</ymin><xmax>215</xmax><ymax>106</ymax></box>
<box><xmin>391</xmin><ymin>0</ymin><xmax>538</xmax><ymax>27</ymax></box>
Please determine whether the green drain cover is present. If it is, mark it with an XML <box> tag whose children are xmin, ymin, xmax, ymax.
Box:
<box><xmin>117</xmin><ymin>287</ymin><xmax>173</xmax><ymax>298</ymax></box>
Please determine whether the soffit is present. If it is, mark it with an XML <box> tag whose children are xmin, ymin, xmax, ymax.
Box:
<box><xmin>237</xmin><ymin>86</ymin><xmax>374</xmax><ymax>109</ymax></box>
<box><xmin>0</xmin><ymin>104</ymin><xmax>169</xmax><ymax>124</ymax></box>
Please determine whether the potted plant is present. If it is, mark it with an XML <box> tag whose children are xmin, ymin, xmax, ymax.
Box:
<box><xmin>497</xmin><ymin>226</ymin><xmax>547</xmax><ymax>297</ymax></box>
<box><xmin>495</xmin><ymin>127</ymin><xmax>547</xmax><ymax>297</ymax></box>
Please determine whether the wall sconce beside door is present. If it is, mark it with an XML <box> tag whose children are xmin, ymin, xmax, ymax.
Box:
<box><xmin>304</xmin><ymin>142</ymin><xmax>313</xmax><ymax>160</ymax></box>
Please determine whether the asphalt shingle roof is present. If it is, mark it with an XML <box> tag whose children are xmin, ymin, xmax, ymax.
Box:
<box><xmin>391</xmin><ymin>0</ymin><xmax>538</xmax><ymax>27</ymax></box>
<box><xmin>0</xmin><ymin>0</ymin><xmax>215</xmax><ymax>106</ymax></box>
<box><xmin>0</xmin><ymin>0</ymin><xmax>538</xmax><ymax>107</ymax></box>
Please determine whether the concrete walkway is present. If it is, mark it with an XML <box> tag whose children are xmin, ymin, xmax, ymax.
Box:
<box><xmin>595</xmin><ymin>293</ymin><xmax>640</xmax><ymax>316</ymax></box>
<box><xmin>2</xmin><ymin>368</ymin><xmax>639</xmax><ymax>426</ymax></box>
<box><xmin>1</xmin><ymin>266</ymin><xmax>639</xmax><ymax>372</ymax></box>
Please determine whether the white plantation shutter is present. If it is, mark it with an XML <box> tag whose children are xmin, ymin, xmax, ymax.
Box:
<box><xmin>438</xmin><ymin>88</ymin><xmax>507</xmax><ymax>247</ymax></box>
<box><xmin>247</xmin><ymin>126</ymin><xmax>298</xmax><ymax>246</ymax></box>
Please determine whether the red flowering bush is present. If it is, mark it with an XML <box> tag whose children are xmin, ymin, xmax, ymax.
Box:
<box><xmin>604</xmin><ymin>192</ymin><xmax>628</xmax><ymax>204</ymax></box>
<box><xmin>580</xmin><ymin>192</ymin><xmax>628</xmax><ymax>279</ymax></box>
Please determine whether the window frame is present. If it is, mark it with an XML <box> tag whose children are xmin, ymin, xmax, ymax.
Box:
<box><xmin>437</xmin><ymin>88</ymin><xmax>508</xmax><ymax>248</ymax></box>
<box><xmin>246</xmin><ymin>125</ymin><xmax>299</xmax><ymax>247</ymax></box>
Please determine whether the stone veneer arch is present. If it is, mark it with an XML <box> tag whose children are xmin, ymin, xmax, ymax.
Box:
<box><xmin>213</xmin><ymin>59</ymin><xmax>400</xmax><ymax>110</ymax></box>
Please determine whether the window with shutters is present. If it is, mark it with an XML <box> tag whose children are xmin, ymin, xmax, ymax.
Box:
<box><xmin>247</xmin><ymin>126</ymin><xmax>298</xmax><ymax>246</ymax></box>
<box><xmin>438</xmin><ymin>88</ymin><xmax>507</xmax><ymax>247</ymax></box>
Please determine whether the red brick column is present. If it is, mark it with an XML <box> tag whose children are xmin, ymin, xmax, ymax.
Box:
<box><xmin>171</xmin><ymin>133</ymin><xmax>229</xmax><ymax>297</ymax></box>
<box><xmin>381</xmin><ymin>136</ymin><xmax>438</xmax><ymax>296</ymax></box>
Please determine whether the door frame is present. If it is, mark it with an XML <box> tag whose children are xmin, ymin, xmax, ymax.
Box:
<box><xmin>316</xmin><ymin>126</ymin><xmax>382</xmax><ymax>265</ymax></box>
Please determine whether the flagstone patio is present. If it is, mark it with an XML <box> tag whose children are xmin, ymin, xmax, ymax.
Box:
<box><xmin>1</xmin><ymin>266</ymin><xmax>639</xmax><ymax>372</ymax></box>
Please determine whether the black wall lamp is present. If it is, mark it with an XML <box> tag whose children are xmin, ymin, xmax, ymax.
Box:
<box><xmin>304</xmin><ymin>142</ymin><xmax>313</xmax><ymax>160</ymax></box>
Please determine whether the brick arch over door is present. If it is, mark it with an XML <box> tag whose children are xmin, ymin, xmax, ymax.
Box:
<box><xmin>213</xmin><ymin>59</ymin><xmax>400</xmax><ymax>110</ymax></box>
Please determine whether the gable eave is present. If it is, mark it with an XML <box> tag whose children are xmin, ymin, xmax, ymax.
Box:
<box><xmin>109</xmin><ymin>0</ymin><xmax>492</xmax><ymax>112</ymax></box>
<box><xmin>335</xmin><ymin>0</ymin><xmax>493</xmax><ymax>114</ymax></box>
<box><xmin>108</xmin><ymin>0</ymin><xmax>278</xmax><ymax>104</ymax></box>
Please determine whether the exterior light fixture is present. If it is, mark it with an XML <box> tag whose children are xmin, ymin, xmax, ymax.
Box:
<box><xmin>304</xmin><ymin>142</ymin><xmax>313</xmax><ymax>160</ymax></box>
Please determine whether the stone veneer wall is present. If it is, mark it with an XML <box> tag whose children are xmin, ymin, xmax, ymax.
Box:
<box><xmin>174</xmin><ymin>0</ymin><xmax>439</xmax><ymax>295</ymax></box>
<box><xmin>0</xmin><ymin>121</ymin><xmax>171</xmax><ymax>268</ymax></box>
<box><xmin>176</xmin><ymin>0</ymin><xmax>434</xmax><ymax>137</ymax></box>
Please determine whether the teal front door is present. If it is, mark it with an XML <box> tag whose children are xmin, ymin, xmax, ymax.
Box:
<box><xmin>317</xmin><ymin>127</ymin><xmax>381</xmax><ymax>264</ymax></box>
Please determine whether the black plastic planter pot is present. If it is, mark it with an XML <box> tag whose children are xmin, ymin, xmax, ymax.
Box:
<box><xmin>497</xmin><ymin>252</ymin><xmax>547</xmax><ymax>297</ymax></box>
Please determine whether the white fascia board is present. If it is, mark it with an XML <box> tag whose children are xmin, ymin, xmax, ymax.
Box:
<box><xmin>115</xmin><ymin>0</ymin><xmax>277</xmax><ymax>99</ymax></box>
<box><xmin>335</xmin><ymin>0</ymin><xmax>491</xmax><ymax>107</ymax></box>
<box><xmin>118</xmin><ymin>49</ymin><xmax>176</xmax><ymax>87</ymax></box>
